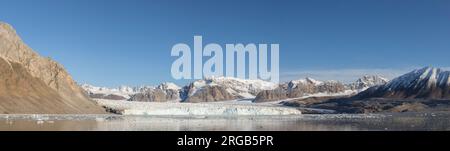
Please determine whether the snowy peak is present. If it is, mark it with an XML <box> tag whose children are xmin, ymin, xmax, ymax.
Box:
<box><xmin>350</xmin><ymin>75</ymin><xmax>389</xmax><ymax>90</ymax></box>
<box><xmin>182</xmin><ymin>76</ymin><xmax>278</xmax><ymax>100</ymax></box>
<box><xmin>81</xmin><ymin>84</ymin><xmax>136</xmax><ymax>100</ymax></box>
<box><xmin>81</xmin><ymin>84</ymin><xmax>135</xmax><ymax>95</ymax></box>
<box><xmin>306</xmin><ymin>77</ymin><xmax>324</xmax><ymax>85</ymax></box>
<box><xmin>119</xmin><ymin>86</ymin><xmax>135</xmax><ymax>93</ymax></box>
<box><xmin>357</xmin><ymin>75</ymin><xmax>389</xmax><ymax>85</ymax></box>
<box><xmin>82</xmin><ymin>83</ymin><xmax>181</xmax><ymax>94</ymax></box>
<box><xmin>129</xmin><ymin>83</ymin><xmax>181</xmax><ymax>102</ymax></box>
<box><xmin>157</xmin><ymin>82</ymin><xmax>181</xmax><ymax>90</ymax></box>
<box><xmin>290</xmin><ymin>77</ymin><xmax>323</xmax><ymax>86</ymax></box>
<box><xmin>81</xmin><ymin>82</ymin><xmax>182</xmax><ymax>101</ymax></box>
<box><xmin>208</xmin><ymin>76</ymin><xmax>277</xmax><ymax>92</ymax></box>
<box><xmin>255</xmin><ymin>75</ymin><xmax>389</xmax><ymax>103</ymax></box>
<box><xmin>386</xmin><ymin>67</ymin><xmax>450</xmax><ymax>90</ymax></box>
<box><xmin>356</xmin><ymin>67</ymin><xmax>450</xmax><ymax>99</ymax></box>
<box><xmin>287</xmin><ymin>77</ymin><xmax>343</xmax><ymax>91</ymax></box>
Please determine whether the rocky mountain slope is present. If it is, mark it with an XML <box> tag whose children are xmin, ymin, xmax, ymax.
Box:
<box><xmin>355</xmin><ymin>67</ymin><xmax>450</xmax><ymax>99</ymax></box>
<box><xmin>181</xmin><ymin>77</ymin><xmax>277</xmax><ymax>102</ymax></box>
<box><xmin>84</xmin><ymin>77</ymin><xmax>277</xmax><ymax>102</ymax></box>
<box><xmin>84</xmin><ymin>75</ymin><xmax>388</xmax><ymax>103</ymax></box>
<box><xmin>0</xmin><ymin>22</ymin><xmax>106</xmax><ymax>114</ymax></box>
<box><xmin>254</xmin><ymin>76</ymin><xmax>388</xmax><ymax>102</ymax></box>
<box><xmin>296</xmin><ymin>67</ymin><xmax>450</xmax><ymax>113</ymax></box>
<box><xmin>129</xmin><ymin>83</ymin><xmax>181</xmax><ymax>102</ymax></box>
<box><xmin>348</xmin><ymin>75</ymin><xmax>389</xmax><ymax>90</ymax></box>
<box><xmin>83</xmin><ymin>82</ymin><xmax>181</xmax><ymax>102</ymax></box>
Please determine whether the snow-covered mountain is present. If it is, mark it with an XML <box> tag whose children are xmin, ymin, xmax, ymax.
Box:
<box><xmin>128</xmin><ymin>82</ymin><xmax>181</xmax><ymax>102</ymax></box>
<box><xmin>356</xmin><ymin>67</ymin><xmax>450</xmax><ymax>99</ymax></box>
<box><xmin>289</xmin><ymin>77</ymin><xmax>324</xmax><ymax>87</ymax></box>
<box><xmin>157</xmin><ymin>82</ymin><xmax>181</xmax><ymax>90</ymax></box>
<box><xmin>288</xmin><ymin>78</ymin><xmax>347</xmax><ymax>97</ymax></box>
<box><xmin>255</xmin><ymin>78</ymin><xmax>345</xmax><ymax>102</ymax></box>
<box><xmin>81</xmin><ymin>84</ymin><xmax>137</xmax><ymax>100</ymax></box>
<box><xmin>254</xmin><ymin>75</ymin><xmax>389</xmax><ymax>102</ymax></box>
<box><xmin>181</xmin><ymin>77</ymin><xmax>278</xmax><ymax>102</ymax></box>
<box><xmin>348</xmin><ymin>75</ymin><xmax>389</xmax><ymax>91</ymax></box>
<box><xmin>81</xmin><ymin>82</ymin><xmax>181</xmax><ymax>101</ymax></box>
<box><xmin>82</xmin><ymin>77</ymin><xmax>277</xmax><ymax>102</ymax></box>
<box><xmin>82</xmin><ymin>75</ymin><xmax>389</xmax><ymax>103</ymax></box>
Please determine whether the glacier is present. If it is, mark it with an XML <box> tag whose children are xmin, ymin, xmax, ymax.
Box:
<box><xmin>95</xmin><ymin>99</ymin><xmax>301</xmax><ymax>116</ymax></box>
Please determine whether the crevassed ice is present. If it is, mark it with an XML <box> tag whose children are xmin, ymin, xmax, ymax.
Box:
<box><xmin>97</xmin><ymin>100</ymin><xmax>301</xmax><ymax>116</ymax></box>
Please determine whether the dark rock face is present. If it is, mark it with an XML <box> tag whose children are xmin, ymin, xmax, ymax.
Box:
<box><xmin>180</xmin><ymin>83</ymin><xmax>196</xmax><ymax>101</ymax></box>
<box><xmin>183</xmin><ymin>86</ymin><xmax>238</xmax><ymax>103</ymax></box>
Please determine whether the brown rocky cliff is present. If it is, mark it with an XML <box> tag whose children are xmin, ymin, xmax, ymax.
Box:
<box><xmin>0</xmin><ymin>22</ymin><xmax>106</xmax><ymax>114</ymax></box>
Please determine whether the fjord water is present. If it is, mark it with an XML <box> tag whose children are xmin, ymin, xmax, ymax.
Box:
<box><xmin>0</xmin><ymin>113</ymin><xmax>449</xmax><ymax>131</ymax></box>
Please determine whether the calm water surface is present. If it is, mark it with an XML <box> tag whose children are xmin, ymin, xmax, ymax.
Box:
<box><xmin>0</xmin><ymin>112</ymin><xmax>449</xmax><ymax>131</ymax></box>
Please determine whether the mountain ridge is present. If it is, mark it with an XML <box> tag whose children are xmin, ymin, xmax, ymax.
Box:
<box><xmin>355</xmin><ymin>67</ymin><xmax>450</xmax><ymax>99</ymax></box>
<box><xmin>0</xmin><ymin>22</ymin><xmax>106</xmax><ymax>114</ymax></box>
<box><xmin>254</xmin><ymin>75</ymin><xmax>388</xmax><ymax>102</ymax></box>
<box><xmin>83</xmin><ymin>75</ymin><xmax>389</xmax><ymax>103</ymax></box>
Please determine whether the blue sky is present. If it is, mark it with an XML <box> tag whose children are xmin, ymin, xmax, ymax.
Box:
<box><xmin>1</xmin><ymin>0</ymin><xmax>450</xmax><ymax>87</ymax></box>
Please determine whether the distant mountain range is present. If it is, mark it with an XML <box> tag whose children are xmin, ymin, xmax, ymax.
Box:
<box><xmin>82</xmin><ymin>77</ymin><xmax>278</xmax><ymax>102</ymax></box>
<box><xmin>254</xmin><ymin>75</ymin><xmax>388</xmax><ymax>102</ymax></box>
<box><xmin>83</xmin><ymin>67</ymin><xmax>450</xmax><ymax>114</ymax></box>
<box><xmin>293</xmin><ymin>67</ymin><xmax>450</xmax><ymax>113</ymax></box>
<box><xmin>83</xmin><ymin>75</ymin><xmax>389</xmax><ymax>103</ymax></box>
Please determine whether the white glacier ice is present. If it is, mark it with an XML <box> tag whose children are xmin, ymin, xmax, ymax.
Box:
<box><xmin>95</xmin><ymin>99</ymin><xmax>301</xmax><ymax>116</ymax></box>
